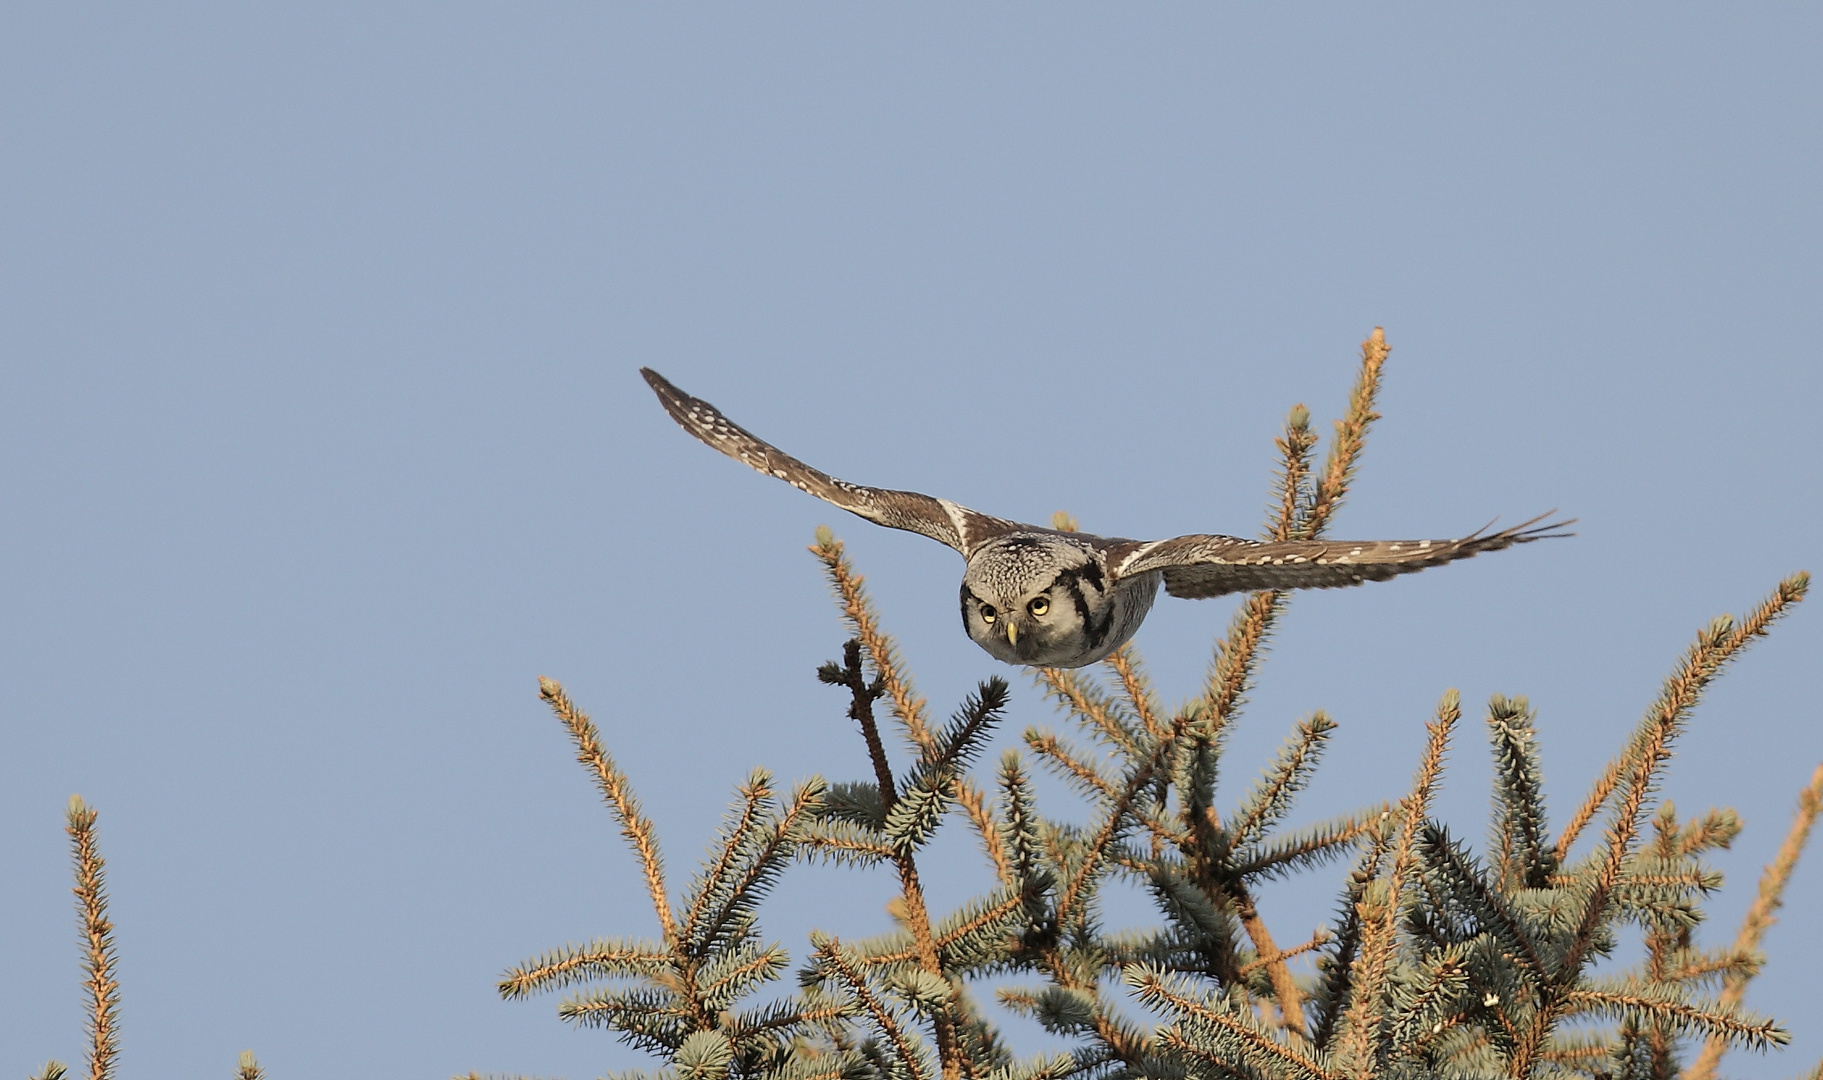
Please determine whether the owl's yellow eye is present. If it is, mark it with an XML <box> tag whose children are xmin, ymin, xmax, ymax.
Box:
<box><xmin>1028</xmin><ymin>597</ymin><xmax>1050</xmax><ymax>617</ymax></box>
<box><xmin>979</xmin><ymin>604</ymin><xmax>997</xmax><ymax>624</ymax></box>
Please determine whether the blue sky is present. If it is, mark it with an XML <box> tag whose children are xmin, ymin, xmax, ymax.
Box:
<box><xmin>2</xmin><ymin>6</ymin><xmax>1818</xmax><ymax>1077</ymax></box>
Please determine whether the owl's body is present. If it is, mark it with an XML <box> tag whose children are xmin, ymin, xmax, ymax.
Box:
<box><xmin>641</xmin><ymin>369</ymin><xmax>1569</xmax><ymax>668</ymax></box>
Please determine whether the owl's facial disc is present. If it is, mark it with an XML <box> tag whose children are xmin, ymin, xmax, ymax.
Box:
<box><xmin>960</xmin><ymin>534</ymin><xmax>1105</xmax><ymax>666</ymax></box>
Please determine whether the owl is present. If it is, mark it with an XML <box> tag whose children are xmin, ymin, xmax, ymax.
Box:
<box><xmin>642</xmin><ymin>369</ymin><xmax>1569</xmax><ymax>668</ymax></box>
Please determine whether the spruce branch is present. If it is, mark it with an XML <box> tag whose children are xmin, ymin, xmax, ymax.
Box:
<box><xmin>1384</xmin><ymin>944</ymin><xmax>1473</xmax><ymax>1053</ymax></box>
<box><xmin>1415</xmin><ymin>825</ymin><xmax>1549</xmax><ymax>982</ymax></box>
<box><xmin>1228</xmin><ymin>712</ymin><xmax>1337</xmax><ymax>849</ymax></box>
<box><xmin>1338</xmin><ymin>690</ymin><xmax>1458</xmax><ymax>1075</ymax></box>
<box><xmin>1672</xmin><ymin>807</ymin><xmax>1742</xmax><ymax>858</ymax></box>
<box><xmin>1034</xmin><ymin>666</ymin><xmax>1145</xmax><ymax>760</ymax></box>
<box><xmin>1559</xmin><ymin>579</ymin><xmax>1809</xmax><ymax>980</ymax></box>
<box><xmin>956</xmin><ymin>780</ymin><xmax>1014</xmax><ymax>886</ymax></box>
<box><xmin>558</xmin><ymin>988</ymin><xmax>694</xmax><ymax>1051</ymax></box>
<box><xmin>1024</xmin><ymin>729</ymin><xmax>1119</xmax><ymax>804</ymax></box>
<box><xmin>499</xmin><ymin>939</ymin><xmax>672</xmax><ymax>999</ymax></box>
<box><xmin>1486</xmin><ymin>694</ymin><xmax>1555</xmax><ymax>890</ymax></box>
<box><xmin>1130</xmin><ymin>966</ymin><xmax>1338</xmax><ymax>1080</ymax></box>
<box><xmin>924</xmin><ymin>679</ymin><xmax>1010</xmax><ymax>778</ymax></box>
<box><xmin>1055</xmin><ymin>707</ymin><xmax>1198</xmax><ymax>936</ymax></box>
<box><xmin>822</xmin><ymin>607</ymin><xmax>961</xmax><ymax>1077</ymax></box>
<box><xmin>1269</xmin><ymin>402</ymin><xmax>1320</xmax><ymax>542</ymax></box>
<box><xmin>798</xmin><ymin>820</ymin><xmax>897</xmax><ymax>867</ymax></box>
<box><xmin>1304</xmin><ymin>327</ymin><xmax>1388</xmax><ymax>539</ymax></box>
<box><xmin>539</xmin><ymin>677</ymin><xmax>676</xmax><ymax>945</ymax></box>
<box><xmin>1201</xmin><ymin>590</ymin><xmax>1286</xmax><ymax>745</ymax></box>
<box><xmin>1106</xmin><ymin>647</ymin><xmax>1168</xmax><ymax>744</ymax></box>
<box><xmin>812</xmin><ymin>938</ymin><xmax>932</xmax><ymax>1080</ymax></box>
<box><xmin>66</xmin><ymin>795</ymin><xmax>119</xmax><ymax>1080</ymax></box>
<box><xmin>931</xmin><ymin>887</ymin><xmax>1030</xmax><ymax>969</ymax></box>
<box><xmin>1194</xmin><ymin>329</ymin><xmax>1391</xmax><ymax>760</ymax></box>
<box><xmin>812</xmin><ymin>527</ymin><xmax>937</xmax><ymax>755</ymax></box>
<box><xmin>1230</xmin><ymin>806</ymin><xmax>1389</xmax><ymax>881</ymax></box>
<box><xmin>995</xmin><ymin>750</ymin><xmax>1052</xmax><ymax>929</ymax></box>
<box><xmin>682</xmin><ymin>770</ymin><xmax>776</xmax><ymax>951</ymax></box>
<box><xmin>1560</xmin><ymin>986</ymin><xmax>1787</xmax><ymax>1051</ymax></box>
<box><xmin>1685</xmin><ymin>761</ymin><xmax>1823</xmax><ymax>1080</ymax></box>
<box><xmin>696</xmin><ymin>943</ymin><xmax>792</xmax><ymax>1012</ymax></box>
<box><xmin>1556</xmin><ymin>572</ymin><xmax>1809</xmax><ymax>863</ymax></box>
<box><xmin>692</xmin><ymin>777</ymin><xmax>825</xmax><ymax>954</ymax></box>
<box><xmin>1309</xmin><ymin>824</ymin><xmax>1390</xmax><ymax>1050</ymax></box>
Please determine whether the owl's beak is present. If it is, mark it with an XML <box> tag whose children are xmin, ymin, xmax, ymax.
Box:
<box><xmin>1004</xmin><ymin>622</ymin><xmax>1019</xmax><ymax>647</ymax></box>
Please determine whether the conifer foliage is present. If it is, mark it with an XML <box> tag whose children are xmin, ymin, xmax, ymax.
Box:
<box><xmin>23</xmin><ymin>334</ymin><xmax>1818</xmax><ymax>1080</ymax></box>
<box><xmin>499</xmin><ymin>332</ymin><xmax>1819</xmax><ymax>1080</ymax></box>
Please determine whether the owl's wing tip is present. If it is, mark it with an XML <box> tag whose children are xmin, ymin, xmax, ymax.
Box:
<box><xmin>1505</xmin><ymin>509</ymin><xmax>1577</xmax><ymax>541</ymax></box>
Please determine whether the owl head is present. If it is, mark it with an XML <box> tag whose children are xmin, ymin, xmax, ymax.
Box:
<box><xmin>959</xmin><ymin>534</ymin><xmax>1113</xmax><ymax>666</ymax></box>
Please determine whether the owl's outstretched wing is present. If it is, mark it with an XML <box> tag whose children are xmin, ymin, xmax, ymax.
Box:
<box><xmin>642</xmin><ymin>369</ymin><xmax>1021</xmax><ymax>556</ymax></box>
<box><xmin>1102</xmin><ymin>514</ymin><xmax>1573</xmax><ymax>599</ymax></box>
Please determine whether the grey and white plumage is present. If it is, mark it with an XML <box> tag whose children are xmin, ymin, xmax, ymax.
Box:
<box><xmin>641</xmin><ymin>368</ymin><xmax>1571</xmax><ymax>668</ymax></box>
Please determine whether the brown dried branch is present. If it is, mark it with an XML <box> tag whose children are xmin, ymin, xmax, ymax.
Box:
<box><xmin>66</xmin><ymin>796</ymin><xmax>119</xmax><ymax>1080</ymax></box>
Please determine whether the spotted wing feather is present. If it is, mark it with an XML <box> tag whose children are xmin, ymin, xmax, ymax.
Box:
<box><xmin>1104</xmin><ymin>515</ymin><xmax>1573</xmax><ymax>599</ymax></box>
<box><xmin>642</xmin><ymin>368</ymin><xmax>1019</xmax><ymax>556</ymax></box>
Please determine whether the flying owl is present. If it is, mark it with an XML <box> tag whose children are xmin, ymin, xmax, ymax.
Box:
<box><xmin>642</xmin><ymin>369</ymin><xmax>1569</xmax><ymax>669</ymax></box>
